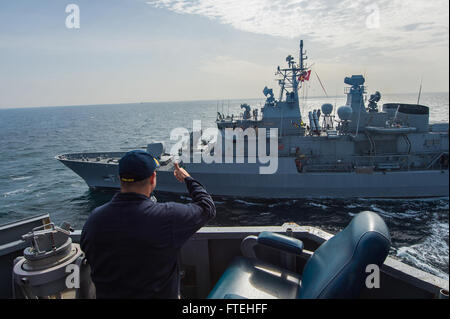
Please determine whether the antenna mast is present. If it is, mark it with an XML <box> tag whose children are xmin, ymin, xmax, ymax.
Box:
<box><xmin>417</xmin><ymin>76</ymin><xmax>423</xmax><ymax>105</ymax></box>
<box><xmin>299</xmin><ymin>40</ymin><xmax>305</xmax><ymax>71</ymax></box>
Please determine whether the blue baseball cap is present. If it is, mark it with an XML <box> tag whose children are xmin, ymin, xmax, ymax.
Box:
<box><xmin>119</xmin><ymin>150</ymin><xmax>160</xmax><ymax>182</ymax></box>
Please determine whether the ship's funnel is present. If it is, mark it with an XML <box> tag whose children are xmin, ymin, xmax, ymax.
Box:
<box><xmin>390</xmin><ymin>103</ymin><xmax>429</xmax><ymax>132</ymax></box>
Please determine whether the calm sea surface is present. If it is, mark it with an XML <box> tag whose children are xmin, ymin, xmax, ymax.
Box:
<box><xmin>0</xmin><ymin>93</ymin><xmax>448</xmax><ymax>279</ymax></box>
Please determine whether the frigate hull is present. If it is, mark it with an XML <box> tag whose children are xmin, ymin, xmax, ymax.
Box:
<box><xmin>58</xmin><ymin>156</ymin><xmax>449</xmax><ymax>199</ymax></box>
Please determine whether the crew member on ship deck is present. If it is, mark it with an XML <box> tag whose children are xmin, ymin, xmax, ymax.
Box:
<box><xmin>81</xmin><ymin>150</ymin><xmax>216</xmax><ymax>299</ymax></box>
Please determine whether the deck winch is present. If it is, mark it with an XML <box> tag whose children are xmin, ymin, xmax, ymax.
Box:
<box><xmin>12</xmin><ymin>222</ymin><xmax>94</xmax><ymax>299</ymax></box>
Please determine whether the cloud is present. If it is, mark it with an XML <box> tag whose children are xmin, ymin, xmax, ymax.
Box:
<box><xmin>146</xmin><ymin>0</ymin><xmax>449</xmax><ymax>51</ymax></box>
<box><xmin>199</xmin><ymin>56</ymin><xmax>271</xmax><ymax>77</ymax></box>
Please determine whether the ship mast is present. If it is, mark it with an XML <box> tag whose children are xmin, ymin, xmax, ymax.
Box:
<box><xmin>275</xmin><ymin>40</ymin><xmax>308</xmax><ymax>109</ymax></box>
<box><xmin>299</xmin><ymin>40</ymin><xmax>306</xmax><ymax>71</ymax></box>
<box><xmin>297</xmin><ymin>39</ymin><xmax>308</xmax><ymax>95</ymax></box>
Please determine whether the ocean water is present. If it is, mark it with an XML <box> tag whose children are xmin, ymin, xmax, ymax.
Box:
<box><xmin>0</xmin><ymin>92</ymin><xmax>448</xmax><ymax>280</ymax></box>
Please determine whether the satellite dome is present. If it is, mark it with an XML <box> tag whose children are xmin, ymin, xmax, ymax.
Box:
<box><xmin>321</xmin><ymin>103</ymin><xmax>333</xmax><ymax>115</ymax></box>
<box><xmin>337</xmin><ymin>105</ymin><xmax>353</xmax><ymax>121</ymax></box>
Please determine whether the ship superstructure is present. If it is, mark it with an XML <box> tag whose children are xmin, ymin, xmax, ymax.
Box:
<box><xmin>57</xmin><ymin>41</ymin><xmax>449</xmax><ymax>198</ymax></box>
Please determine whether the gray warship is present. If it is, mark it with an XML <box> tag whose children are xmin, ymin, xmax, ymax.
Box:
<box><xmin>57</xmin><ymin>41</ymin><xmax>449</xmax><ymax>198</ymax></box>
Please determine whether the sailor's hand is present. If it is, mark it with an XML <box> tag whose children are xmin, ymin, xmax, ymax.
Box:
<box><xmin>174</xmin><ymin>162</ymin><xmax>190</xmax><ymax>182</ymax></box>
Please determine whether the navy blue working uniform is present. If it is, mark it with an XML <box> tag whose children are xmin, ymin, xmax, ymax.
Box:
<box><xmin>80</xmin><ymin>177</ymin><xmax>215</xmax><ymax>299</ymax></box>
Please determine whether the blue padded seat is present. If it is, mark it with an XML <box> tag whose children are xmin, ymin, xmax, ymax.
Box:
<box><xmin>208</xmin><ymin>211</ymin><xmax>390</xmax><ymax>299</ymax></box>
<box><xmin>208</xmin><ymin>256</ymin><xmax>301</xmax><ymax>299</ymax></box>
<box><xmin>258</xmin><ymin>231</ymin><xmax>304</xmax><ymax>255</ymax></box>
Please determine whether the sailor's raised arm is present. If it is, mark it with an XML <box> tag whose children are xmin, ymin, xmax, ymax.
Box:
<box><xmin>170</xmin><ymin>163</ymin><xmax>216</xmax><ymax>248</ymax></box>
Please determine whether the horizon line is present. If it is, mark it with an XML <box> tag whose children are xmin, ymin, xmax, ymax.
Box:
<box><xmin>1</xmin><ymin>91</ymin><xmax>449</xmax><ymax>110</ymax></box>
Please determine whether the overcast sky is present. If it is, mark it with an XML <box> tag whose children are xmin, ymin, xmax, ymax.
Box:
<box><xmin>0</xmin><ymin>0</ymin><xmax>448</xmax><ymax>108</ymax></box>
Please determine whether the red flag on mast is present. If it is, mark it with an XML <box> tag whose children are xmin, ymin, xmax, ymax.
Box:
<box><xmin>299</xmin><ymin>70</ymin><xmax>311</xmax><ymax>82</ymax></box>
